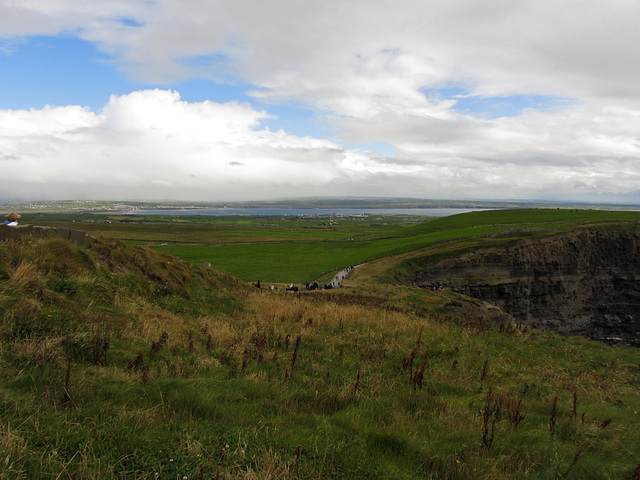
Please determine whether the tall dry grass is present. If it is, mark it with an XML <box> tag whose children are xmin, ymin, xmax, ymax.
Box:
<box><xmin>9</xmin><ymin>261</ymin><xmax>44</xmax><ymax>292</ymax></box>
<box><xmin>0</xmin><ymin>423</ymin><xmax>29</xmax><ymax>480</ymax></box>
<box><xmin>249</xmin><ymin>290</ymin><xmax>423</xmax><ymax>331</ymax></box>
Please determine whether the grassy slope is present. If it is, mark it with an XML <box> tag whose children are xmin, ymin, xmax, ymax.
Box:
<box><xmin>1</xmin><ymin>233</ymin><xmax>639</xmax><ymax>479</ymax></box>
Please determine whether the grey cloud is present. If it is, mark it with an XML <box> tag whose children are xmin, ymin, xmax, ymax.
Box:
<box><xmin>5</xmin><ymin>1</ymin><xmax>640</xmax><ymax>103</ymax></box>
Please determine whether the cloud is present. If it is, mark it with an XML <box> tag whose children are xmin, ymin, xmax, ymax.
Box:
<box><xmin>2</xmin><ymin>1</ymin><xmax>640</xmax><ymax>203</ymax></box>
<box><xmin>1</xmin><ymin>88</ymin><xmax>639</xmax><ymax>203</ymax></box>
<box><xmin>0</xmin><ymin>90</ymin><xmax>347</xmax><ymax>200</ymax></box>
<box><xmin>5</xmin><ymin>1</ymin><xmax>640</xmax><ymax>101</ymax></box>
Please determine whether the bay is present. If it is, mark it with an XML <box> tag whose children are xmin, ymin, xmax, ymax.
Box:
<box><xmin>123</xmin><ymin>207</ymin><xmax>496</xmax><ymax>217</ymax></box>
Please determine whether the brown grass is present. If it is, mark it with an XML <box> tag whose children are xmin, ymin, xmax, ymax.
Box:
<box><xmin>115</xmin><ymin>293</ymin><xmax>190</xmax><ymax>341</ymax></box>
<box><xmin>10</xmin><ymin>337</ymin><xmax>64</xmax><ymax>367</ymax></box>
<box><xmin>0</xmin><ymin>424</ymin><xmax>29</xmax><ymax>480</ymax></box>
<box><xmin>249</xmin><ymin>291</ymin><xmax>422</xmax><ymax>330</ymax></box>
<box><xmin>9</xmin><ymin>261</ymin><xmax>44</xmax><ymax>292</ymax></box>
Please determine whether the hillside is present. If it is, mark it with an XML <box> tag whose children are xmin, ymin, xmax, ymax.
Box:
<box><xmin>1</xmin><ymin>234</ymin><xmax>640</xmax><ymax>479</ymax></box>
<box><xmin>346</xmin><ymin>210</ymin><xmax>640</xmax><ymax>345</ymax></box>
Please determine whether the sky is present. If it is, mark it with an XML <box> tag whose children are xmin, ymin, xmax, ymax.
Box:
<box><xmin>1</xmin><ymin>1</ymin><xmax>640</xmax><ymax>204</ymax></box>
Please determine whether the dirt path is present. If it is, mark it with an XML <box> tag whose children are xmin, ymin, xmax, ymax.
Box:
<box><xmin>329</xmin><ymin>265</ymin><xmax>354</xmax><ymax>288</ymax></box>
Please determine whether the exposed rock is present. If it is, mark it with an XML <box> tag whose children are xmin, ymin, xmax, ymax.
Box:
<box><xmin>0</xmin><ymin>224</ymin><xmax>33</xmax><ymax>239</ymax></box>
<box><xmin>413</xmin><ymin>229</ymin><xmax>640</xmax><ymax>346</ymax></box>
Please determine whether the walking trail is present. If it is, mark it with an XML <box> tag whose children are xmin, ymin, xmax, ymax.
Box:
<box><xmin>329</xmin><ymin>265</ymin><xmax>354</xmax><ymax>288</ymax></box>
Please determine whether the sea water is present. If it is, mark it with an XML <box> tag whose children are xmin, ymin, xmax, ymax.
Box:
<box><xmin>123</xmin><ymin>207</ymin><xmax>495</xmax><ymax>217</ymax></box>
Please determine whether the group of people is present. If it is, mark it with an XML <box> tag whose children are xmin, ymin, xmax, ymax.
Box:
<box><xmin>423</xmin><ymin>285</ymin><xmax>445</xmax><ymax>291</ymax></box>
<box><xmin>305</xmin><ymin>282</ymin><xmax>319</xmax><ymax>290</ymax></box>
<box><xmin>253</xmin><ymin>281</ymin><xmax>278</xmax><ymax>290</ymax></box>
<box><xmin>251</xmin><ymin>281</ymin><xmax>341</xmax><ymax>292</ymax></box>
<box><xmin>252</xmin><ymin>265</ymin><xmax>355</xmax><ymax>293</ymax></box>
<box><xmin>252</xmin><ymin>281</ymin><xmax>292</xmax><ymax>291</ymax></box>
<box><xmin>253</xmin><ymin>281</ymin><xmax>306</xmax><ymax>292</ymax></box>
<box><xmin>2</xmin><ymin>213</ymin><xmax>19</xmax><ymax>226</ymax></box>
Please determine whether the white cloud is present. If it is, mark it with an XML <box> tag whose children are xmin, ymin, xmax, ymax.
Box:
<box><xmin>0</xmin><ymin>90</ymin><xmax>348</xmax><ymax>200</ymax></box>
<box><xmin>2</xmin><ymin>0</ymin><xmax>640</xmax><ymax>202</ymax></box>
<box><xmin>1</xmin><ymin>89</ymin><xmax>638</xmax><ymax>203</ymax></box>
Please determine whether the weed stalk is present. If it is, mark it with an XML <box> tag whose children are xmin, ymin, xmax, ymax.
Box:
<box><xmin>562</xmin><ymin>448</ymin><xmax>582</xmax><ymax>478</ymax></box>
<box><xmin>479</xmin><ymin>358</ymin><xmax>489</xmax><ymax>391</ymax></box>
<box><xmin>482</xmin><ymin>387</ymin><xmax>496</xmax><ymax>449</ymax></box>
<box><xmin>291</xmin><ymin>334</ymin><xmax>301</xmax><ymax>371</ymax></box>
<box><xmin>550</xmin><ymin>395</ymin><xmax>558</xmax><ymax>439</ymax></box>
<box><xmin>61</xmin><ymin>357</ymin><xmax>72</xmax><ymax>405</ymax></box>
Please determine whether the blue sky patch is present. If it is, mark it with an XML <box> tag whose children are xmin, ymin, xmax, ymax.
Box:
<box><xmin>257</xmin><ymin>103</ymin><xmax>329</xmax><ymax>139</ymax></box>
<box><xmin>118</xmin><ymin>17</ymin><xmax>145</xmax><ymax>28</ymax></box>
<box><xmin>424</xmin><ymin>87</ymin><xmax>573</xmax><ymax>118</ymax></box>
<box><xmin>0</xmin><ymin>35</ymin><xmax>140</xmax><ymax>110</ymax></box>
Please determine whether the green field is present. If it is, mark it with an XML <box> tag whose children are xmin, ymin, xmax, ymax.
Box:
<box><xmin>20</xmin><ymin>208</ymin><xmax>640</xmax><ymax>283</ymax></box>
<box><xmin>147</xmin><ymin>209</ymin><xmax>640</xmax><ymax>283</ymax></box>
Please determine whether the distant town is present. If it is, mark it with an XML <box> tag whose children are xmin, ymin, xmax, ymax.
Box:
<box><xmin>3</xmin><ymin>197</ymin><xmax>640</xmax><ymax>214</ymax></box>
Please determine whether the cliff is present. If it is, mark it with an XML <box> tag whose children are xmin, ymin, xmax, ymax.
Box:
<box><xmin>413</xmin><ymin>229</ymin><xmax>640</xmax><ymax>346</ymax></box>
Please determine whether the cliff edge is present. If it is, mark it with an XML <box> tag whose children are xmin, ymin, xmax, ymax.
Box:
<box><xmin>413</xmin><ymin>229</ymin><xmax>640</xmax><ymax>346</ymax></box>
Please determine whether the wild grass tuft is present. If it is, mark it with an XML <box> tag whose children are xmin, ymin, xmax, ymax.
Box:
<box><xmin>9</xmin><ymin>261</ymin><xmax>44</xmax><ymax>292</ymax></box>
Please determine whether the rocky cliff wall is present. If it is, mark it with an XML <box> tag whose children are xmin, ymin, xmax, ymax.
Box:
<box><xmin>413</xmin><ymin>229</ymin><xmax>640</xmax><ymax>346</ymax></box>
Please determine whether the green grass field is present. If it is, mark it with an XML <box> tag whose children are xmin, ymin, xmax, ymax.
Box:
<box><xmin>154</xmin><ymin>209</ymin><xmax>640</xmax><ymax>282</ymax></box>
<box><xmin>20</xmin><ymin>208</ymin><xmax>640</xmax><ymax>283</ymax></box>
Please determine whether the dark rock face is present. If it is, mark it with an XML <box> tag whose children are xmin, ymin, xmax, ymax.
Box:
<box><xmin>413</xmin><ymin>230</ymin><xmax>640</xmax><ymax>346</ymax></box>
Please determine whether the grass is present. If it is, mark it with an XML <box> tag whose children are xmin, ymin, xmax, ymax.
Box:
<box><xmin>18</xmin><ymin>209</ymin><xmax>640</xmax><ymax>284</ymax></box>
<box><xmin>154</xmin><ymin>209</ymin><xmax>640</xmax><ymax>283</ymax></box>
<box><xmin>1</xmin><ymin>210</ymin><xmax>639</xmax><ymax>478</ymax></box>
